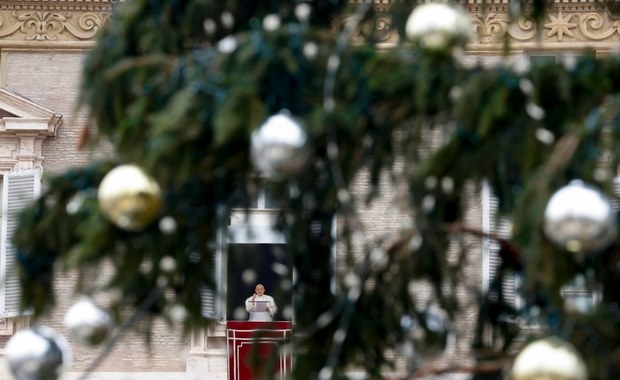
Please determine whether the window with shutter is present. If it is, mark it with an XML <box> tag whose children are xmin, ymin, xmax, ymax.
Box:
<box><xmin>0</xmin><ymin>170</ymin><xmax>40</xmax><ymax>317</ymax></box>
<box><xmin>225</xmin><ymin>208</ymin><xmax>289</xmax><ymax>322</ymax></box>
<box><xmin>482</xmin><ymin>180</ymin><xmax>520</xmax><ymax>311</ymax></box>
<box><xmin>201</xmin><ymin>229</ymin><xmax>225</xmax><ymax>320</ymax></box>
<box><xmin>203</xmin><ymin>183</ymin><xmax>337</xmax><ymax>322</ymax></box>
<box><xmin>202</xmin><ymin>184</ymin><xmax>289</xmax><ymax>321</ymax></box>
<box><xmin>0</xmin><ymin>88</ymin><xmax>61</xmax><ymax>335</ymax></box>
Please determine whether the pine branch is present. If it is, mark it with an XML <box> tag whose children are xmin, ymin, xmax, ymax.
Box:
<box><xmin>447</xmin><ymin>223</ymin><xmax>523</xmax><ymax>271</ymax></box>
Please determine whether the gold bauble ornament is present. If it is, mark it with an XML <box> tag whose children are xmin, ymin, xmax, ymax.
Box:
<box><xmin>97</xmin><ymin>164</ymin><xmax>163</xmax><ymax>231</ymax></box>
<box><xmin>507</xmin><ymin>336</ymin><xmax>587</xmax><ymax>380</ymax></box>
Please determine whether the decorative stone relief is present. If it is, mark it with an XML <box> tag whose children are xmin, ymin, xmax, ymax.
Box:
<box><xmin>465</xmin><ymin>1</ymin><xmax>620</xmax><ymax>47</ymax></box>
<box><xmin>19</xmin><ymin>137</ymin><xmax>34</xmax><ymax>155</ymax></box>
<box><xmin>0</xmin><ymin>143</ymin><xmax>16</xmax><ymax>158</ymax></box>
<box><xmin>472</xmin><ymin>13</ymin><xmax>509</xmax><ymax>43</ymax></box>
<box><xmin>545</xmin><ymin>12</ymin><xmax>577</xmax><ymax>42</ymax></box>
<box><xmin>500</xmin><ymin>11</ymin><xmax>620</xmax><ymax>43</ymax></box>
<box><xmin>580</xmin><ymin>13</ymin><xmax>620</xmax><ymax>41</ymax></box>
<box><xmin>507</xmin><ymin>16</ymin><xmax>538</xmax><ymax>42</ymax></box>
<box><xmin>341</xmin><ymin>1</ymin><xmax>620</xmax><ymax>51</ymax></box>
<box><xmin>374</xmin><ymin>16</ymin><xmax>399</xmax><ymax>45</ymax></box>
<box><xmin>450</xmin><ymin>9</ymin><xmax>620</xmax><ymax>45</ymax></box>
<box><xmin>344</xmin><ymin>14</ymin><xmax>400</xmax><ymax>45</ymax></box>
<box><xmin>0</xmin><ymin>11</ymin><xmax>109</xmax><ymax>41</ymax></box>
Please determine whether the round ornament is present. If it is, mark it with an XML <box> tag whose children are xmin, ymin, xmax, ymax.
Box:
<box><xmin>97</xmin><ymin>164</ymin><xmax>163</xmax><ymax>231</ymax></box>
<box><xmin>64</xmin><ymin>297</ymin><xmax>113</xmax><ymax>346</ymax></box>
<box><xmin>405</xmin><ymin>2</ymin><xmax>473</xmax><ymax>53</ymax></box>
<box><xmin>5</xmin><ymin>326</ymin><xmax>71</xmax><ymax>380</ymax></box>
<box><xmin>544</xmin><ymin>180</ymin><xmax>617</xmax><ymax>254</ymax></box>
<box><xmin>250</xmin><ymin>111</ymin><xmax>310</xmax><ymax>178</ymax></box>
<box><xmin>508</xmin><ymin>336</ymin><xmax>586</xmax><ymax>380</ymax></box>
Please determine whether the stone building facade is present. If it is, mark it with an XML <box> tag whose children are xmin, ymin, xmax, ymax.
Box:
<box><xmin>0</xmin><ymin>1</ymin><xmax>616</xmax><ymax>379</ymax></box>
<box><xmin>0</xmin><ymin>1</ymin><xmax>190</xmax><ymax>379</ymax></box>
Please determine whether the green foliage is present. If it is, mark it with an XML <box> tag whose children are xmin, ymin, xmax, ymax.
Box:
<box><xmin>13</xmin><ymin>0</ymin><xmax>620</xmax><ymax>378</ymax></box>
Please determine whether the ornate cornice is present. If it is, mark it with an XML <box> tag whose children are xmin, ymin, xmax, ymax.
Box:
<box><xmin>470</xmin><ymin>7</ymin><xmax>620</xmax><ymax>51</ymax></box>
<box><xmin>0</xmin><ymin>1</ymin><xmax>617</xmax><ymax>50</ymax></box>
<box><xmin>0</xmin><ymin>1</ymin><xmax>116</xmax><ymax>12</ymax></box>
<box><xmin>0</xmin><ymin>10</ymin><xmax>110</xmax><ymax>41</ymax></box>
<box><xmin>0</xmin><ymin>0</ymin><xmax>116</xmax><ymax>45</ymax></box>
<box><xmin>360</xmin><ymin>1</ymin><xmax>620</xmax><ymax>52</ymax></box>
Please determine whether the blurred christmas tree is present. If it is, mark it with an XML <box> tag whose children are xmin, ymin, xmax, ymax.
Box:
<box><xmin>8</xmin><ymin>0</ymin><xmax>620</xmax><ymax>379</ymax></box>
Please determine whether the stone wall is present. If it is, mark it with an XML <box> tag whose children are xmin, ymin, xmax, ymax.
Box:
<box><xmin>0</xmin><ymin>2</ymin><xmax>190</xmax><ymax>379</ymax></box>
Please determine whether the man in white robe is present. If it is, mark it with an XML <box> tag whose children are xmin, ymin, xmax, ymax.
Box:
<box><xmin>245</xmin><ymin>283</ymin><xmax>277</xmax><ymax>321</ymax></box>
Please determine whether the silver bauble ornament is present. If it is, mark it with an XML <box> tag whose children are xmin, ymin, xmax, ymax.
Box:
<box><xmin>405</xmin><ymin>3</ymin><xmax>473</xmax><ymax>52</ymax></box>
<box><xmin>64</xmin><ymin>297</ymin><xmax>113</xmax><ymax>346</ymax></box>
<box><xmin>5</xmin><ymin>326</ymin><xmax>71</xmax><ymax>380</ymax></box>
<box><xmin>508</xmin><ymin>336</ymin><xmax>586</xmax><ymax>380</ymax></box>
<box><xmin>97</xmin><ymin>164</ymin><xmax>163</xmax><ymax>231</ymax></box>
<box><xmin>250</xmin><ymin>111</ymin><xmax>310</xmax><ymax>178</ymax></box>
<box><xmin>544</xmin><ymin>180</ymin><xmax>617</xmax><ymax>254</ymax></box>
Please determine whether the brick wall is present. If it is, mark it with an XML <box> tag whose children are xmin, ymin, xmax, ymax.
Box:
<box><xmin>1</xmin><ymin>48</ymin><xmax>190</xmax><ymax>376</ymax></box>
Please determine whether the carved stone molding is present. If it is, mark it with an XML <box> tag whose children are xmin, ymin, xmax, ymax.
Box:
<box><xmin>0</xmin><ymin>88</ymin><xmax>62</xmax><ymax>172</ymax></box>
<box><xmin>0</xmin><ymin>10</ymin><xmax>110</xmax><ymax>41</ymax></box>
<box><xmin>0</xmin><ymin>0</ymin><xmax>116</xmax><ymax>45</ymax></box>
<box><xmin>470</xmin><ymin>11</ymin><xmax>620</xmax><ymax>45</ymax></box>
<box><xmin>353</xmin><ymin>2</ymin><xmax>620</xmax><ymax>52</ymax></box>
<box><xmin>0</xmin><ymin>0</ymin><xmax>115</xmax><ymax>12</ymax></box>
<box><xmin>349</xmin><ymin>15</ymin><xmax>400</xmax><ymax>45</ymax></box>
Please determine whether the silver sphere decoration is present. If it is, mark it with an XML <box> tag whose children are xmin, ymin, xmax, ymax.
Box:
<box><xmin>250</xmin><ymin>111</ymin><xmax>310</xmax><ymax>179</ymax></box>
<box><xmin>98</xmin><ymin>164</ymin><xmax>163</xmax><ymax>231</ymax></box>
<box><xmin>508</xmin><ymin>336</ymin><xmax>587</xmax><ymax>380</ymax></box>
<box><xmin>5</xmin><ymin>326</ymin><xmax>71</xmax><ymax>380</ymax></box>
<box><xmin>405</xmin><ymin>2</ymin><xmax>473</xmax><ymax>53</ymax></box>
<box><xmin>64</xmin><ymin>297</ymin><xmax>113</xmax><ymax>346</ymax></box>
<box><xmin>544</xmin><ymin>180</ymin><xmax>617</xmax><ymax>254</ymax></box>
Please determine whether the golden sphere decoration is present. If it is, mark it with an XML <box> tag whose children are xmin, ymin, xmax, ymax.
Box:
<box><xmin>508</xmin><ymin>336</ymin><xmax>587</xmax><ymax>380</ymax></box>
<box><xmin>97</xmin><ymin>164</ymin><xmax>163</xmax><ymax>231</ymax></box>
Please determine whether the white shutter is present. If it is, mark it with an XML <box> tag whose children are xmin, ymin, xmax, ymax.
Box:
<box><xmin>1</xmin><ymin>170</ymin><xmax>40</xmax><ymax>317</ymax></box>
<box><xmin>482</xmin><ymin>180</ymin><xmax>518</xmax><ymax>309</ymax></box>
<box><xmin>201</xmin><ymin>251</ymin><xmax>222</xmax><ymax>319</ymax></box>
<box><xmin>201</xmin><ymin>229</ymin><xmax>224</xmax><ymax>319</ymax></box>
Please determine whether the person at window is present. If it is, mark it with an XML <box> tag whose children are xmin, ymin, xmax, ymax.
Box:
<box><xmin>245</xmin><ymin>283</ymin><xmax>277</xmax><ymax>321</ymax></box>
